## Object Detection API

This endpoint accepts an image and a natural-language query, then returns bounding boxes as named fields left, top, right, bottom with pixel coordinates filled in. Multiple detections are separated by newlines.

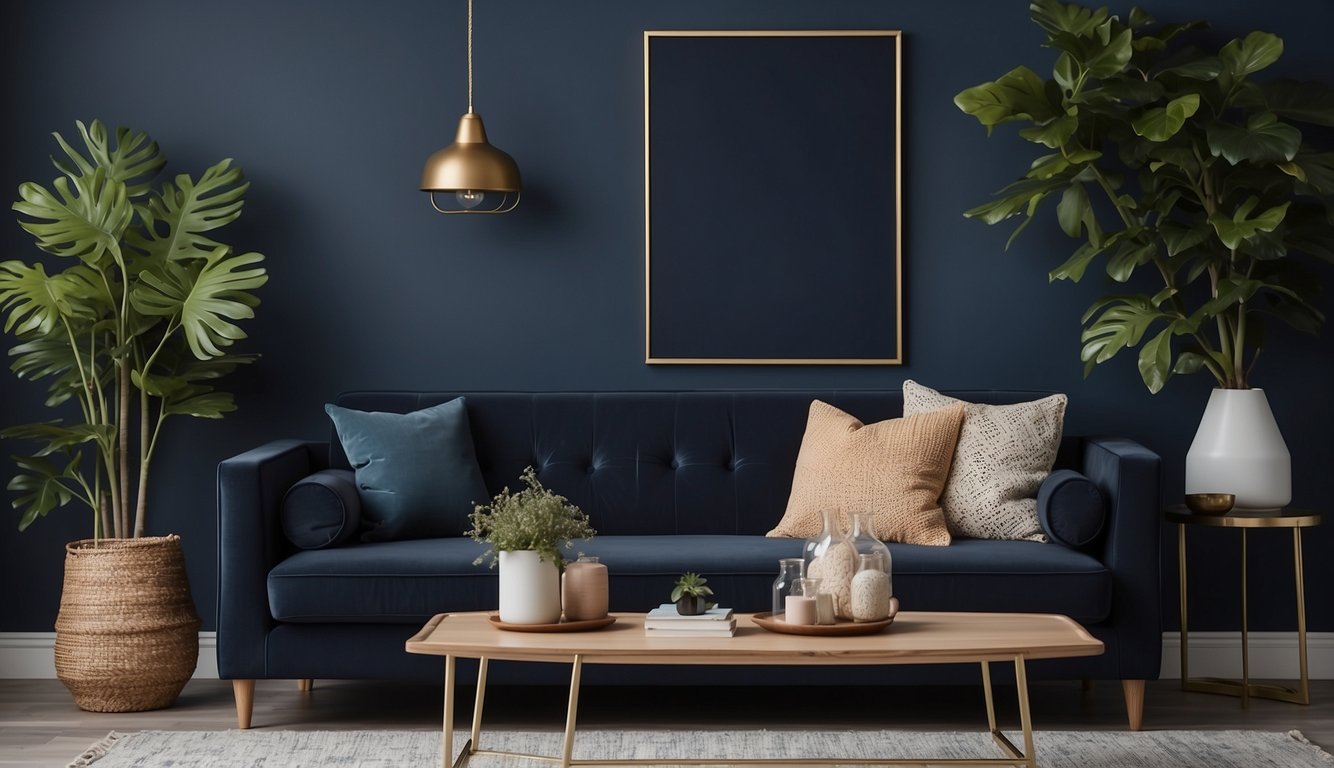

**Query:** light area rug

left=72, top=728, right=1333, bottom=768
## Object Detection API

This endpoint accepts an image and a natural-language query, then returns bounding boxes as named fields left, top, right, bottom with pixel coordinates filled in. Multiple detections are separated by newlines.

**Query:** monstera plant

left=956, top=0, right=1334, bottom=394
left=1, top=120, right=268, bottom=538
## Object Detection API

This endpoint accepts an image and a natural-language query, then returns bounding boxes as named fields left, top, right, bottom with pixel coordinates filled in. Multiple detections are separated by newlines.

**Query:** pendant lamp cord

left=466, top=0, right=474, bottom=112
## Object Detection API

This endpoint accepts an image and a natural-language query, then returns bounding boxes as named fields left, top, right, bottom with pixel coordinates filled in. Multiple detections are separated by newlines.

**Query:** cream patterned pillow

left=902, top=381, right=1066, bottom=543
left=767, top=400, right=964, bottom=546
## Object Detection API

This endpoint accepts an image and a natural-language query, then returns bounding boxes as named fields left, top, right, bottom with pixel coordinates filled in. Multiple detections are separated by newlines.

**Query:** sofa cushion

left=767, top=400, right=964, bottom=545
left=267, top=535, right=1110, bottom=625
left=325, top=398, right=489, bottom=541
left=903, top=380, right=1066, bottom=543
left=281, top=469, right=362, bottom=549
left=1037, top=469, right=1106, bottom=549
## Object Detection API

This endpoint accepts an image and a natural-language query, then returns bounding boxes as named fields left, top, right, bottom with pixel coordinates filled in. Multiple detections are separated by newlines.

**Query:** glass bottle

left=771, top=558, right=806, bottom=617
left=805, top=509, right=857, bottom=619
left=849, top=512, right=893, bottom=597
left=851, top=553, right=892, bottom=622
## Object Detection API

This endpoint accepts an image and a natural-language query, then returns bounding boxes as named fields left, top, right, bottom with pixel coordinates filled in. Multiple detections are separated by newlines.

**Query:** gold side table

left=1166, top=505, right=1322, bottom=705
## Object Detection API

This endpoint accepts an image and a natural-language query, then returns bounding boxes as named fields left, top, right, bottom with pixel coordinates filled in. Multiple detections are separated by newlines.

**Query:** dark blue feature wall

left=2, top=0, right=1331, bottom=638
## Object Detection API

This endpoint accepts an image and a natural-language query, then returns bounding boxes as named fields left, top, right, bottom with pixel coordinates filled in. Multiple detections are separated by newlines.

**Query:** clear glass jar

left=849, top=512, right=892, bottom=596
left=850, top=553, right=892, bottom=622
left=771, top=558, right=805, bottom=617
left=805, top=509, right=857, bottom=619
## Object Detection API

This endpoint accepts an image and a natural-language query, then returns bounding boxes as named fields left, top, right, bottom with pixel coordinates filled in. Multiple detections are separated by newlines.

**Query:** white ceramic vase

left=1185, top=388, right=1291, bottom=510
left=498, top=550, right=562, bottom=624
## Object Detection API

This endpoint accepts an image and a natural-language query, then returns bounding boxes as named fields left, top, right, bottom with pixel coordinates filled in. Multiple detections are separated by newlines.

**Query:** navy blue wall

left=2, top=0, right=1331, bottom=637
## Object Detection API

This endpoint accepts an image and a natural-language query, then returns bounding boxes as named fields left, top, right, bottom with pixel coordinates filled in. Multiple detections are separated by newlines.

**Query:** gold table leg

left=1179, top=522, right=1311, bottom=705
left=1178, top=523, right=1189, bottom=688
left=460, top=653, right=1039, bottom=766
left=471, top=657, right=489, bottom=753
left=442, top=655, right=455, bottom=768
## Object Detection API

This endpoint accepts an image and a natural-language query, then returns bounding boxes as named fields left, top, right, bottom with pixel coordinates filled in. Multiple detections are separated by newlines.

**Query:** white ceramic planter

left=498, top=550, right=562, bottom=624
left=1185, top=388, right=1291, bottom=510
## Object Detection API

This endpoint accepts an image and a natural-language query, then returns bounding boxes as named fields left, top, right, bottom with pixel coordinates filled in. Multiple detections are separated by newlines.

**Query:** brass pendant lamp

left=420, top=0, right=521, bottom=214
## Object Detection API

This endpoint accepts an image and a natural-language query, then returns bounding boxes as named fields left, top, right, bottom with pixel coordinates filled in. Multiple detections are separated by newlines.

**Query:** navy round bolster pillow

left=1036, top=469, right=1106, bottom=549
left=281, top=469, right=362, bottom=549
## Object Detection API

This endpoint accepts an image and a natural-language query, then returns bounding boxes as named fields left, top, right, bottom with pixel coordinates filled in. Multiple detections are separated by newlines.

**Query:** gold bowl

left=1184, top=493, right=1235, bottom=515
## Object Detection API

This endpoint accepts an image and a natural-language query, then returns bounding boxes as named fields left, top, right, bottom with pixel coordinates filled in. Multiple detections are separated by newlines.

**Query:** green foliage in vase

left=956, top=0, right=1334, bottom=392
left=670, top=572, right=714, bottom=602
left=468, top=466, right=596, bottom=569
left=0, top=120, right=267, bottom=537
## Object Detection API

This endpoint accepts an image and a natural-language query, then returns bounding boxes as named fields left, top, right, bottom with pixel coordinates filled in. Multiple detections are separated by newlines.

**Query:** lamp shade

left=420, top=112, right=521, bottom=194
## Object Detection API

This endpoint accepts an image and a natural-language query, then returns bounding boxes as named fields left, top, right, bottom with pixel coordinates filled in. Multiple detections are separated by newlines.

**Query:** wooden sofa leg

left=297, top=678, right=313, bottom=693
left=233, top=679, right=256, bottom=729
left=1122, top=679, right=1145, bottom=731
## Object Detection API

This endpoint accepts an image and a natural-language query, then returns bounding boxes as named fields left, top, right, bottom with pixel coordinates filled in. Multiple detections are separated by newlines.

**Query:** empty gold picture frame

left=644, top=30, right=903, bottom=365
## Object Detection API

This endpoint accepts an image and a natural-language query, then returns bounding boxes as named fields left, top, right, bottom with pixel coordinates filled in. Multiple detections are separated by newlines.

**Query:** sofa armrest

left=216, top=439, right=328, bottom=679
left=1079, top=436, right=1163, bottom=679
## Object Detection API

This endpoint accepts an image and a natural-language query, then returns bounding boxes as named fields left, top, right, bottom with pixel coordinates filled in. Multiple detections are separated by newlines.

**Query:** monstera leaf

left=52, top=120, right=165, bottom=199
left=128, top=159, right=249, bottom=265
left=0, top=261, right=102, bottom=335
left=6, top=454, right=83, bottom=532
left=131, top=247, right=268, bottom=359
left=13, top=168, right=133, bottom=266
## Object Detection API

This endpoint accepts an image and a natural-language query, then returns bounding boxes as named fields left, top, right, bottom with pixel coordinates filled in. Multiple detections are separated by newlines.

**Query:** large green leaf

left=1131, top=93, right=1200, bottom=141
left=130, top=248, right=268, bottom=359
left=1208, top=198, right=1289, bottom=249
left=13, top=168, right=133, bottom=265
left=1020, top=115, right=1079, bottom=148
left=1085, top=27, right=1134, bottom=79
left=52, top=120, right=165, bottom=199
left=1288, top=152, right=1334, bottom=194
left=954, top=66, right=1060, bottom=129
left=1105, top=241, right=1157, bottom=282
left=1157, top=56, right=1222, bottom=81
left=964, top=176, right=1070, bottom=225
left=1030, top=0, right=1109, bottom=38
left=1206, top=113, right=1301, bottom=165
left=0, top=261, right=101, bottom=336
left=1137, top=325, right=1176, bottom=393
left=1049, top=241, right=1104, bottom=282
left=0, top=421, right=114, bottom=456
left=128, top=160, right=249, bottom=265
left=6, top=454, right=82, bottom=531
left=1080, top=296, right=1171, bottom=368
left=1219, top=31, right=1284, bottom=79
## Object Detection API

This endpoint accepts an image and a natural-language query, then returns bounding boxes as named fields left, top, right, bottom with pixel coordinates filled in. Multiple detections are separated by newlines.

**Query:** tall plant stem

left=117, top=361, right=131, bottom=537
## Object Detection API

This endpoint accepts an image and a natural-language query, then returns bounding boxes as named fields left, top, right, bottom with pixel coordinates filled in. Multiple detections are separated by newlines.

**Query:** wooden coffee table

left=406, top=611, right=1103, bottom=768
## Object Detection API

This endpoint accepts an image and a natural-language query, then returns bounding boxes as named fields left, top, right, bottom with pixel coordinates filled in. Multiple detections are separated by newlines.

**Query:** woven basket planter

left=54, top=535, right=200, bottom=712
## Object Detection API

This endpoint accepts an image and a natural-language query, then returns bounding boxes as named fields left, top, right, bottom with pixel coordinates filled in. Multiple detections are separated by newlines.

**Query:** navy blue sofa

left=217, top=390, right=1161, bottom=729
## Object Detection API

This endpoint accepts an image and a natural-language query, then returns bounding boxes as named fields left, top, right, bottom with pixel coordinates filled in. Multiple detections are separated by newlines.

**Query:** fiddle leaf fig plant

left=956, top=0, right=1334, bottom=393
left=0, top=120, right=267, bottom=537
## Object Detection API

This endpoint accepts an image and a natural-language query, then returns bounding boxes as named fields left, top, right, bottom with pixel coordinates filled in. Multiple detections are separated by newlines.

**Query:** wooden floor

left=2, top=678, right=1331, bottom=766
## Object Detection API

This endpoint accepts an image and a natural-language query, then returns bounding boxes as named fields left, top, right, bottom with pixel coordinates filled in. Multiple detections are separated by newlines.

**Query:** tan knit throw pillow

left=767, top=400, right=964, bottom=546
left=902, top=380, right=1067, bottom=542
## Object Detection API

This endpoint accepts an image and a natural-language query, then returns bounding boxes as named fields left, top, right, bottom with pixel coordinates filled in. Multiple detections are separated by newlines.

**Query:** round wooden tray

left=488, top=615, right=617, bottom=633
left=750, top=611, right=894, bottom=637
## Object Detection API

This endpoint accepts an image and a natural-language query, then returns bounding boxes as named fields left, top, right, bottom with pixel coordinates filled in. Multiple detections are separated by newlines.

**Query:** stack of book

left=643, top=604, right=736, bottom=637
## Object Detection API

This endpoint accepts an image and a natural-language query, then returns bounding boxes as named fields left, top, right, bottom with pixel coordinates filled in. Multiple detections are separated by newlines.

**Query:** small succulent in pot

left=670, top=572, right=716, bottom=616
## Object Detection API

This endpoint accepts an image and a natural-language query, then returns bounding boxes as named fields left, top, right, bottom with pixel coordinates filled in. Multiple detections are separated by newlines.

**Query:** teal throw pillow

left=325, top=398, right=489, bottom=542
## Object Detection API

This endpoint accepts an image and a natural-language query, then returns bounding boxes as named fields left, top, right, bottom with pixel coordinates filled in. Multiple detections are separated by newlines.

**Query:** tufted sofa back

left=331, top=391, right=1077, bottom=537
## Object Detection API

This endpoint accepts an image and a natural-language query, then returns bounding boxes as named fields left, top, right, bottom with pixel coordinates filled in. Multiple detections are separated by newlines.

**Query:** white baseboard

left=1160, top=632, right=1334, bottom=680
left=0, top=632, right=216, bottom=679
left=1, top=631, right=1330, bottom=681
